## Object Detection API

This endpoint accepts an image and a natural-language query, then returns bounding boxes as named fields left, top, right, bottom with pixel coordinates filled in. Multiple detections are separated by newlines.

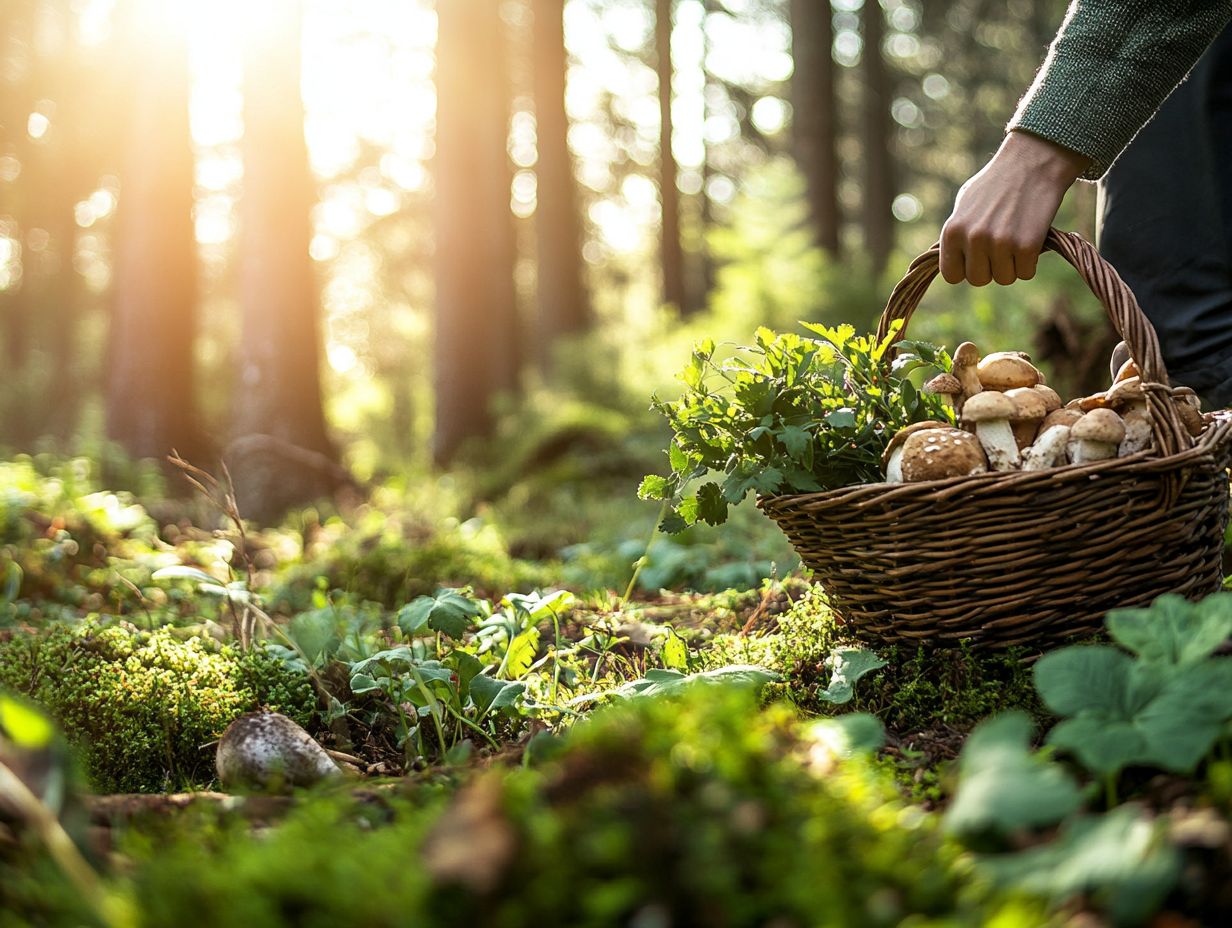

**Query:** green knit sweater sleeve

left=1008, top=0, right=1232, bottom=179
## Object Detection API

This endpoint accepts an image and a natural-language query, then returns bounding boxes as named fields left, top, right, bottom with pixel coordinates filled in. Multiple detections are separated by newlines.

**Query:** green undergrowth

left=704, top=585, right=1043, bottom=735
left=0, top=622, right=316, bottom=792
left=4, top=687, right=1041, bottom=928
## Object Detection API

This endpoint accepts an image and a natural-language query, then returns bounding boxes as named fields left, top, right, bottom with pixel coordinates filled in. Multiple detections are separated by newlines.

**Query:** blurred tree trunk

left=860, top=0, right=895, bottom=274
left=790, top=0, right=840, bottom=256
left=234, top=0, right=334, bottom=459
left=531, top=0, right=588, bottom=373
left=656, top=0, right=688, bottom=313
left=433, top=0, right=520, bottom=464
left=226, top=0, right=350, bottom=523
left=699, top=0, right=719, bottom=297
left=105, top=1, right=205, bottom=462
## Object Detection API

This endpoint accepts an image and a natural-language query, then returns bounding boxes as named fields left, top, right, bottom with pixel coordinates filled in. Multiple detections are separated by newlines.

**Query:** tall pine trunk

left=234, top=0, right=334, bottom=459
left=105, top=0, right=204, bottom=462
left=655, top=0, right=688, bottom=313
left=531, top=0, right=588, bottom=373
left=790, top=0, right=840, bottom=255
left=433, top=0, right=520, bottom=464
left=860, top=0, right=895, bottom=274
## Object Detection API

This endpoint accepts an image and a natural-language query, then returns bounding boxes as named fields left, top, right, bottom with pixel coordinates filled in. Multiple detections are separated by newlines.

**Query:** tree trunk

left=790, top=0, right=841, bottom=255
left=433, top=0, right=520, bottom=464
left=656, top=0, right=688, bottom=313
left=531, top=0, right=588, bottom=373
left=860, top=0, right=895, bottom=274
left=234, top=0, right=334, bottom=460
left=105, top=0, right=205, bottom=462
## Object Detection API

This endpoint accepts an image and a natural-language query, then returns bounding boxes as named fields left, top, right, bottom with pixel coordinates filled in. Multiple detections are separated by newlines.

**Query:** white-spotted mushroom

left=899, top=427, right=989, bottom=482
left=882, top=420, right=947, bottom=482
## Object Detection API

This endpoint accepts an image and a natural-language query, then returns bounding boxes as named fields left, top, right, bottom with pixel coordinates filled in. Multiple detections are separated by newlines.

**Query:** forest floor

left=3, top=451, right=1232, bottom=926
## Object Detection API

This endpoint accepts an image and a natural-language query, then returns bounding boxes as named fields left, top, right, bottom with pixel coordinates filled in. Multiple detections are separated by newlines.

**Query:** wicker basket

left=758, top=229, right=1232, bottom=650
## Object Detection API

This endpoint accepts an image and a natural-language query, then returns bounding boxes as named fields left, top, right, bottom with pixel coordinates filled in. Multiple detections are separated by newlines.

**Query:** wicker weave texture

left=758, top=230, right=1232, bottom=649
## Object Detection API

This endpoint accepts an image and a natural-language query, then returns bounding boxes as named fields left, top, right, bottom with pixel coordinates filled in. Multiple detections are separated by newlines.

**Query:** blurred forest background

left=0, top=0, right=1110, bottom=533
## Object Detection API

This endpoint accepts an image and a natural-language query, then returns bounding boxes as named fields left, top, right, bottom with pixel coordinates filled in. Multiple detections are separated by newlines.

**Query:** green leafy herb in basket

left=640, top=323, right=953, bottom=532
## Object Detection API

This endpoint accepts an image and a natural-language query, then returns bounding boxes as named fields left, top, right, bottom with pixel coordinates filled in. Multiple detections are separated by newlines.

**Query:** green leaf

left=1106, top=593, right=1232, bottom=668
left=661, top=629, right=689, bottom=671
left=819, top=648, right=887, bottom=704
left=349, top=672, right=380, bottom=695
left=778, top=425, right=811, bottom=458
left=1034, top=646, right=1133, bottom=717
left=695, top=482, right=727, bottom=526
left=668, top=442, right=689, bottom=474
left=945, top=712, right=1083, bottom=839
left=610, top=664, right=780, bottom=700
left=976, top=807, right=1179, bottom=925
left=349, top=646, right=416, bottom=676
left=399, top=589, right=484, bottom=639
left=286, top=608, right=342, bottom=667
left=807, top=713, right=885, bottom=758
left=659, top=509, right=688, bottom=534
left=0, top=693, right=54, bottom=750
left=470, top=674, right=526, bottom=714
left=503, top=628, right=539, bottom=679
left=823, top=408, right=856, bottom=430
left=638, top=474, right=672, bottom=501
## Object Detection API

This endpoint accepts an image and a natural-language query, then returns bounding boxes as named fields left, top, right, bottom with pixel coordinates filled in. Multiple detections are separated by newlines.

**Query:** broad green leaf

left=349, top=672, right=380, bottom=695
left=638, top=474, right=671, bottom=501
left=977, top=807, right=1179, bottom=926
left=349, top=646, right=416, bottom=676
left=695, top=482, right=727, bottom=526
left=945, top=712, right=1083, bottom=838
left=399, top=589, right=484, bottom=639
left=286, top=608, right=342, bottom=667
left=471, top=675, right=525, bottom=714
left=609, top=664, right=780, bottom=701
left=807, top=713, right=885, bottom=758
left=778, top=425, right=811, bottom=458
left=823, top=408, right=856, bottom=430
left=1046, top=716, right=1147, bottom=778
left=661, top=629, right=689, bottom=671
left=1034, top=646, right=1133, bottom=716
left=659, top=509, right=688, bottom=535
left=504, top=590, right=575, bottom=622
left=1106, top=593, right=1232, bottom=668
left=0, top=693, right=54, bottom=750
left=669, top=442, right=689, bottom=474
left=819, top=648, right=887, bottom=704
left=448, top=651, right=484, bottom=693
left=503, top=628, right=539, bottom=679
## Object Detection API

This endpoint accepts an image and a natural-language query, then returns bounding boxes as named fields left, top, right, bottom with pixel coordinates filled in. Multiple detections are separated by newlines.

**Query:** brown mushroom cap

left=961, top=390, right=1016, bottom=423
left=1005, top=387, right=1048, bottom=422
left=1032, top=384, right=1062, bottom=413
left=1105, top=376, right=1145, bottom=409
left=1175, top=401, right=1204, bottom=437
left=923, top=373, right=962, bottom=398
left=1071, top=407, right=1126, bottom=445
left=977, top=352, right=1042, bottom=391
left=899, top=427, right=989, bottom=482
left=1041, top=408, right=1083, bottom=431
left=881, top=420, right=947, bottom=470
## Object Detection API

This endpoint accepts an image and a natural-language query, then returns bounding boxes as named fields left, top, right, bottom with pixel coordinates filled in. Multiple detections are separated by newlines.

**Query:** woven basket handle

left=875, top=227, right=1191, bottom=458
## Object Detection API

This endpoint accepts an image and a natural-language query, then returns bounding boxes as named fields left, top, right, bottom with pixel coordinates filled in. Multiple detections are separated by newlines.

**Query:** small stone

left=215, top=711, right=339, bottom=790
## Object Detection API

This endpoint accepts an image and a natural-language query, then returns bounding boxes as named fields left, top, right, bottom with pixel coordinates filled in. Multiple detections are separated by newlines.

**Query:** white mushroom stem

left=885, top=446, right=906, bottom=483
left=1021, top=425, right=1071, bottom=471
left=973, top=419, right=1020, bottom=471
left=1070, top=437, right=1119, bottom=464
left=1119, top=408, right=1151, bottom=456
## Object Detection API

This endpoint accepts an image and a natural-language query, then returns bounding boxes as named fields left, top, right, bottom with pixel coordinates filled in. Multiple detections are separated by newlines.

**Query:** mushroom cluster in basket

left=882, top=342, right=1204, bottom=483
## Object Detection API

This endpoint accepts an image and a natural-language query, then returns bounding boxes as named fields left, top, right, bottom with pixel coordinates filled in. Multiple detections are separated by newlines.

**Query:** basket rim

left=758, top=411, right=1232, bottom=514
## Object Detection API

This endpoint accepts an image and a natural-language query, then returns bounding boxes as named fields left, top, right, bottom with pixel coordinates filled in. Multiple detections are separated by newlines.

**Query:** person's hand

left=940, top=130, right=1090, bottom=286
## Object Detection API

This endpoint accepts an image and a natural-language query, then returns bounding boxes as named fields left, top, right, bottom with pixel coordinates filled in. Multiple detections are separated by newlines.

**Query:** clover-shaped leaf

left=1106, top=593, right=1232, bottom=668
